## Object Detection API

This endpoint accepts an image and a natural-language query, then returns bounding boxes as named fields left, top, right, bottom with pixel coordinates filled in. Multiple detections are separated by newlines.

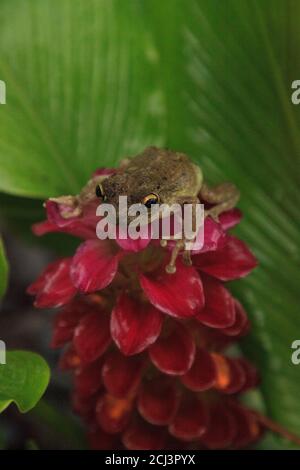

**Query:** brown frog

left=51, top=146, right=239, bottom=273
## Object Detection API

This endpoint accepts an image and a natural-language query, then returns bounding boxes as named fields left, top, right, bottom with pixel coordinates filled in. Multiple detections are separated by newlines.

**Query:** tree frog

left=52, top=147, right=240, bottom=273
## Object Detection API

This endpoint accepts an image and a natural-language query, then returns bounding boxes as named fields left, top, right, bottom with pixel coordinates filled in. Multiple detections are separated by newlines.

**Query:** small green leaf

left=0, top=350, right=50, bottom=413
left=0, top=237, right=8, bottom=299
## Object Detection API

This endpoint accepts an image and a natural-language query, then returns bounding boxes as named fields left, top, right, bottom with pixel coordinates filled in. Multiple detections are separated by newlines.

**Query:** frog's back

left=123, top=147, right=202, bottom=201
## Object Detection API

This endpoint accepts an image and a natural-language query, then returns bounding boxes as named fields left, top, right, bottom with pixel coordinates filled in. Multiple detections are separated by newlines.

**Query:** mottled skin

left=101, top=146, right=203, bottom=208
left=52, top=146, right=239, bottom=273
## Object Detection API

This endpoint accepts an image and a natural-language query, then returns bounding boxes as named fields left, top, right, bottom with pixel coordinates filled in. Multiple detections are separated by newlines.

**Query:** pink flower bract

left=28, top=165, right=261, bottom=450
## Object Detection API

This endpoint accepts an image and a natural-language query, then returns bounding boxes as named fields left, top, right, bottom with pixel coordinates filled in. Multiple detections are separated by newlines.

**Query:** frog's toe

left=205, top=208, right=220, bottom=223
left=183, top=250, right=192, bottom=266
left=165, top=264, right=176, bottom=274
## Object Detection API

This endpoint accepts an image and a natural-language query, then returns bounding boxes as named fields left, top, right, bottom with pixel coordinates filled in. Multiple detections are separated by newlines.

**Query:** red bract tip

left=102, top=350, right=145, bottom=398
left=149, top=321, right=196, bottom=375
left=140, top=261, right=204, bottom=319
left=169, top=394, right=209, bottom=441
left=180, top=348, right=217, bottom=392
left=73, top=310, right=111, bottom=363
left=137, top=376, right=180, bottom=425
left=111, top=294, right=163, bottom=355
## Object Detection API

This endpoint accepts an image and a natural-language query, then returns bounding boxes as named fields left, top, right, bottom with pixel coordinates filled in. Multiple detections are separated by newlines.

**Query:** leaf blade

left=0, top=0, right=166, bottom=198
left=145, top=0, right=300, bottom=446
left=0, top=350, right=50, bottom=413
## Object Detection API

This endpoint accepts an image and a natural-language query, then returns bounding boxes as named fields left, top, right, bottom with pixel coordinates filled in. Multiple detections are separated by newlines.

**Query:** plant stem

left=250, top=409, right=300, bottom=447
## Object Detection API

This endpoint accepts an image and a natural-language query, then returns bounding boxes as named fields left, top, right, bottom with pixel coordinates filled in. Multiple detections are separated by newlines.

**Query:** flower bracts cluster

left=28, top=168, right=261, bottom=450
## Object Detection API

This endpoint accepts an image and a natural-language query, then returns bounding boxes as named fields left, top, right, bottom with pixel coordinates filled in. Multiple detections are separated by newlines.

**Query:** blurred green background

left=0, top=0, right=299, bottom=449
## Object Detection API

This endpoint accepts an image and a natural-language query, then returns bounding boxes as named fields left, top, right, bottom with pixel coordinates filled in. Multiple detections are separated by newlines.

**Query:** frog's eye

left=95, top=184, right=105, bottom=199
left=142, top=193, right=160, bottom=208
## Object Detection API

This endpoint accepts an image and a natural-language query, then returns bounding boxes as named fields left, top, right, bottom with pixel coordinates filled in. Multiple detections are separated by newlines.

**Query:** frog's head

left=94, top=146, right=189, bottom=226
left=96, top=171, right=161, bottom=225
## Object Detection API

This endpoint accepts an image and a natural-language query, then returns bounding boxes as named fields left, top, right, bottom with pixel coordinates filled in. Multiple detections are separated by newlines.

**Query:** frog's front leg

left=165, top=239, right=186, bottom=273
left=161, top=196, right=200, bottom=274
left=119, top=157, right=131, bottom=168
left=161, top=238, right=192, bottom=272
left=200, top=182, right=240, bottom=221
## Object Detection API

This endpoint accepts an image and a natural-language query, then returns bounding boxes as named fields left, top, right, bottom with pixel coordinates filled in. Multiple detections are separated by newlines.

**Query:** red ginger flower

left=28, top=167, right=265, bottom=450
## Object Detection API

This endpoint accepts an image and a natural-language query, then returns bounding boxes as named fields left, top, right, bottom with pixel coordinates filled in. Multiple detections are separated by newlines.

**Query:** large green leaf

left=0, top=0, right=299, bottom=448
left=0, top=351, right=50, bottom=413
left=144, top=0, right=300, bottom=448
left=0, top=0, right=165, bottom=197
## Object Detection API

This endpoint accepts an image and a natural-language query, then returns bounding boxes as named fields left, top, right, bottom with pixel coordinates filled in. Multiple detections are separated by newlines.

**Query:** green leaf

left=144, top=0, right=300, bottom=447
left=0, top=0, right=166, bottom=198
left=30, top=399, right=87, bottom=449
left=0, top=237, right=8, bottom=299
left=1, top=0, right=300, bottom=449
left=0, top=351, right=50, bottom=413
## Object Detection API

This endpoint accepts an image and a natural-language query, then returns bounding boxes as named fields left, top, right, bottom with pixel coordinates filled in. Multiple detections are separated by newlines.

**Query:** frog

left=50, top=146, right=239, bottom=273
